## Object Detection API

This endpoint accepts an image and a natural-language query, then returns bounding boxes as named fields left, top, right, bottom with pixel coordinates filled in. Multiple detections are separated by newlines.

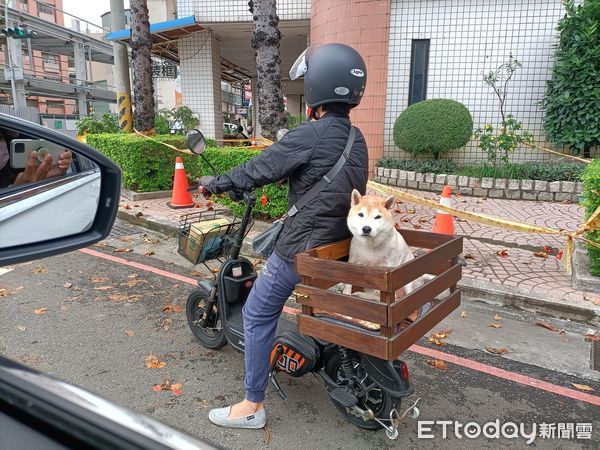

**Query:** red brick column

left=311, top=0, right=391, bottom=176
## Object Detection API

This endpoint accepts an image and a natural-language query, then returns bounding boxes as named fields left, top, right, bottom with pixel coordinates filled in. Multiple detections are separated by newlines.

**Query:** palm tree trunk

left=249, top=0, right=286, bottom=139
left=130, top=0, right=155, bottom=133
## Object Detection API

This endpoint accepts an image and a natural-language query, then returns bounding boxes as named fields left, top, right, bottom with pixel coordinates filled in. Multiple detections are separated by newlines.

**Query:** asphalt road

left=1, top=223, right=599, bottom=449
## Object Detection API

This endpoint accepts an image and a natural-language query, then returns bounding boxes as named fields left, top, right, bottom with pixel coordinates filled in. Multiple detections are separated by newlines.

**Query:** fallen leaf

left=34, top=308, right=48, bottom=315
left=485, top=347, right=509, bottom=355
left=0, top=286, right=24, bottom=297
left=125, top=330, right=135, bottom=337
left=572, top=383, right=594, bottom=392
left=119, top=237, right=135, bottom=243
left=162, top=303, right=183, bottom=313
left=543, top=245, right=555, bottom=254
left=407, top=208, right=416, bottom=214
left=145, top=238, right=160, bottom=244
left=211, top=268, right=220, bottom=274
left=460, top=311, right=468, bottom=318
left=418, top=217, right=429, bottom=223
left=197, top=399, right=210, bottom=408
left=555, top=250, right=564, bottom=260
left=63, top=282, right=73, bottom=289
left=34, top=267, right=48, bottom=274
left=162, top=318, right=173, bottom=331
left=16, top=325, right=26, bottom=332
left=457, top=218, right=467, bottom=222
left=114, top=248, right=133, bottom=253
left=413, top=224, right=422, bottom=230
left=488, top=323, right=503, bottom=329
left=170, top=383, right=183, bottom=396
left=123, top=204, right=131, bottom=210
left=128, top=274, right=138, bottom=278
left=584, top=333, right=599, bottom=342
left=427, top=359, right=449, bottom=370
left=428, top=336, right=445, bottom=346
left=533, top=251, right=548, bottom=259
left=401, top=218, right=410, bottom=223
left=431, top=330, right=452, bottom=340
left=108, top=294, right=143, bottom=303
left=591, top=297, right=600, bottom=306
left=94, top=285, right=114, bottom=291
left=144, top=251, right=155, bottom=256
left=145, top=354, right=167, bottom=369
left=192, top=271, right=204, bottom=277
left=394, top=208, right=402, bottom=214
left=395, top=199, right=403, bottom=205
left=91, top=277, right=110, bottom=283
left=264, top=425, right=271, bottom=446
left=152, top=384, right=163, bottom=392
left=494, top=314, right=502, bottom=321
left=463, top=254, right=476, bottom=260
left=136, top=212, right=144, bottom=217
left=536, top=321, right=560, bottom=333
left=496, top=250, right=509, bottom=258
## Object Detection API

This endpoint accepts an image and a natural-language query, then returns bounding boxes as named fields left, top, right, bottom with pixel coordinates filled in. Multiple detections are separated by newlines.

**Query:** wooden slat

left=314, top=239, right=351, bottom=260
left=295, top=254, right=389, bottom=291
left=398, top=229, right=453, bottom=249
left=296, top=284, right=388, bottom=325
left=298, top=315, right=389, bottom=359
left=301, top=277, right=338, bottom=290
left=388, top=237, right=463, bottom=291
left=389, top=264, right=462, bottom=325
left=388, top=290, right=461, bottom=359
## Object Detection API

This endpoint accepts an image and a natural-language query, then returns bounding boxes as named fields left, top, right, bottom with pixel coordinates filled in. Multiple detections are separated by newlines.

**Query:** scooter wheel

left=186, top=290, right=227, bottom=349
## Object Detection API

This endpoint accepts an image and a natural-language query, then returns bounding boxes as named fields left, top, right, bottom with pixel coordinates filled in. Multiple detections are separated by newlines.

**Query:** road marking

left=0, top=267, right=13, bottom=276
left=81, top=247, right=600, bottom=407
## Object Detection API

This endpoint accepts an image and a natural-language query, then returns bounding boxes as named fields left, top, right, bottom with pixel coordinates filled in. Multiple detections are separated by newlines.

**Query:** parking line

left=81, top=247, right=600, bottom=407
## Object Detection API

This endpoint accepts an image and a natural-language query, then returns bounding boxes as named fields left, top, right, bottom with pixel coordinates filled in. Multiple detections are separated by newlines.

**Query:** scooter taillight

left=400, top=361, right=410, bottom=381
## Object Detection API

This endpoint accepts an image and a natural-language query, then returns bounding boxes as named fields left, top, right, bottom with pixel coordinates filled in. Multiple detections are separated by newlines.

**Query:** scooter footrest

left=329, top=388, right=358, bottom=408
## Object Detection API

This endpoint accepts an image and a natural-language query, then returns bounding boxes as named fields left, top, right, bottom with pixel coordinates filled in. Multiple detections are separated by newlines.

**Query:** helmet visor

left=289, top=45, right=320, bottom=81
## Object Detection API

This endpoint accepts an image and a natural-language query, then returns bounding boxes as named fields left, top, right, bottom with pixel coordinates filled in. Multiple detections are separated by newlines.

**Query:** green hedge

left=376, top=158, right=458, bottom=174
left=86, top=133, right=287, bottom=219
left=393, top=99, right=473, bottom=159
left=582, top=159, right=600, bottom=276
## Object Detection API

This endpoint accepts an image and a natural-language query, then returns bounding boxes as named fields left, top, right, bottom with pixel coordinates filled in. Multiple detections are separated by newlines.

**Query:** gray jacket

left=209, top=112, right=369, bottom=262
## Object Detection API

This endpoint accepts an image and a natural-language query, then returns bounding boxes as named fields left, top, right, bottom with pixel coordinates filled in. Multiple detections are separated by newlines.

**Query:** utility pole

left=110, top=0, right=133, bottom=131
left=3, top=0, right=26, bottom=110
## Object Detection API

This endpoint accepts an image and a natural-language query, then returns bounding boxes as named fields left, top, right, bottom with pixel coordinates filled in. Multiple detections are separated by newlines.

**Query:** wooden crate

left=294, top=230, right=463, bottom=361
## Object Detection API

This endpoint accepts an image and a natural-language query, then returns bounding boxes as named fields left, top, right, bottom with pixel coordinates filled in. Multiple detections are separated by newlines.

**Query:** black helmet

left=289, top=43, right=367, bottom=109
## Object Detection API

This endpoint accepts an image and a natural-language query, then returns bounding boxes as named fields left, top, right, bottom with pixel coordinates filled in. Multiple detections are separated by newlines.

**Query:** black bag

left=252, top=127, right=356, bottom=258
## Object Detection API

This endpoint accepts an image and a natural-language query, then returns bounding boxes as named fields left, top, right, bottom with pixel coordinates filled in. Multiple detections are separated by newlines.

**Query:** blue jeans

left=242, top=251, right=300, bottom=403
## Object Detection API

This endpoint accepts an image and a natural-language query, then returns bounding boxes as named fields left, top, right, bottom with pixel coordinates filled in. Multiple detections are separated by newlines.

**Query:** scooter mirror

left=276, top=128, right=289, bottom=142
left=186, top=129, right=206, bottom=155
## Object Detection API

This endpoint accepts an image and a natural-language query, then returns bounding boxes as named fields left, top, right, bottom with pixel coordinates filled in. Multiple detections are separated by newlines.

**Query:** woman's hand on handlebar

left=197, top=176, right=215, bottom=198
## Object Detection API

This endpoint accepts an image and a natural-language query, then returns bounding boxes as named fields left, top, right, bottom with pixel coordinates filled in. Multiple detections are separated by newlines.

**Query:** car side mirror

left=0, top=114, right=121, bottom=266
left=186, top=129, right=206, bottom=155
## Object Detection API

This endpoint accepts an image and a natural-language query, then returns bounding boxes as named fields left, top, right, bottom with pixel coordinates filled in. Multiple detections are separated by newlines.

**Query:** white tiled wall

left=385, top=0, right=566, bottom=163
left=176, top=0, right=310, bottom=22
left=179, top=31, right=223, bottom=140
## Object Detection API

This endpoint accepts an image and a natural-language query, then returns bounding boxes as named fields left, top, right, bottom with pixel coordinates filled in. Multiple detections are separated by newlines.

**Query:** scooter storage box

left=222, top=261, right=257, bottom=303
left=293, top=230, right=463, bottom=361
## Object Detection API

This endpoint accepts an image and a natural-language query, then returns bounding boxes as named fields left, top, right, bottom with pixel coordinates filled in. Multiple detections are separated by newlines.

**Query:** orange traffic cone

left=432, top=185, right=454, bottom=235
left=167, top=156, right=195, bottom=209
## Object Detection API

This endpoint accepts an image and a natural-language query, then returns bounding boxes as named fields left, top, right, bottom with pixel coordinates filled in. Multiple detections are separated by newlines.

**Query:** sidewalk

left=117, top=190, right=600, bottom=325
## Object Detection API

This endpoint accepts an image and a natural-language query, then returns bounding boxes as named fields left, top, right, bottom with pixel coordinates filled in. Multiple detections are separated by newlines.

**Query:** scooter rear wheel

left=186, top=290, right=227, bottom=349
left=324, top=350, right=400, bottom=430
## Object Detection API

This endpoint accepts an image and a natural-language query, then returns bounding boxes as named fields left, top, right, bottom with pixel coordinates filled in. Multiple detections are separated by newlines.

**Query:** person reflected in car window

left=0, top=129, right=72, bottom=189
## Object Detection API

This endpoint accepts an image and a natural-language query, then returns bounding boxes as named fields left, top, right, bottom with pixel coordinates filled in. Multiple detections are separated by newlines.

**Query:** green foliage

left=377, top=158, right=585, bottom=181
left=376, top=158, right=458, bottom=174
left=542, top=0, right=600, bottom=154
left=86, top=134, right=286, bottom=218
left=582, top=159, right=600, bottom=275
left=473, top=116, right=534, bottom=165
left=196, top=147, right=288, bottom=219
left=285, top=112, right=308, bottom=130
left=171, top=105, right=200, bottom=133
left=76, top=113, right=120, bottom=135
left=393, top=99, right=473, bottom=159
left=155, top=109, right=171, bottom=135
left=457, top=162, right=584, bottom=182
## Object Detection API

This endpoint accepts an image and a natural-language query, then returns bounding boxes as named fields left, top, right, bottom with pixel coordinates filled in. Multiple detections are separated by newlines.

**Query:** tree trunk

left=130, top=0, right=155, bottom=133
left=249, top=0, right=286, bottom=140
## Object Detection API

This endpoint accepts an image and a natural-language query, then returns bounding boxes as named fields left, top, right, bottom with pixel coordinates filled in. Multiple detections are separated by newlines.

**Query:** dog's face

left=347, top=190, right=396, bottom=240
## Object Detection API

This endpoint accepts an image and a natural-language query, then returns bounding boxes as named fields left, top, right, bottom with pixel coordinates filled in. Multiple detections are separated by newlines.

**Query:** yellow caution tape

left=134, top=129, right=193, bottom=155
left=523, top=142, right=591, bottom=164
left=367, top=181, right=600, bottom=275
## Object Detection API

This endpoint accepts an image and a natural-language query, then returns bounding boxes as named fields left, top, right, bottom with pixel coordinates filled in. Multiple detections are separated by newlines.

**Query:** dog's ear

left=351, top=189, right=362, bottom=206
left=384, top=195, right=395, bottom=210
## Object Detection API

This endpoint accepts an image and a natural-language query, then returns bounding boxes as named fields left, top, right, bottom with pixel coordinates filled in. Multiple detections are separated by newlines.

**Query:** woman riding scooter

left=199, top=43, right=370, bottom=429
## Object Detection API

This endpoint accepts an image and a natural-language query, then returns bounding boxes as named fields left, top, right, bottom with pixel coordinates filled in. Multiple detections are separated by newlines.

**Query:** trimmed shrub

left=86, top=133, right=287, bottom=219
left=581, top=159, right=600, bottom=276
left=393, top=99, right=473, bottom=159
left=376, top=158, right=458, bottom=174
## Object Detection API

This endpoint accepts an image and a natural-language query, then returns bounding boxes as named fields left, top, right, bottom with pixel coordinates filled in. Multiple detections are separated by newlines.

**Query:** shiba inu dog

left=343, top=190, right=422, bottom=299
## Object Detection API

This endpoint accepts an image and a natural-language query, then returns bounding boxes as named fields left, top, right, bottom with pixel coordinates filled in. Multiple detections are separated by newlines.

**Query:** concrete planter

left=121, top=188, right=173, bottom=201
left=374, top=167, right=581, bottom=202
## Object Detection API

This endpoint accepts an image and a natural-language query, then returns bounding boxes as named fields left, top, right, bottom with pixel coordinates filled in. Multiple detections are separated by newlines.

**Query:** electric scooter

left=182, top=130, right=420, bottom=439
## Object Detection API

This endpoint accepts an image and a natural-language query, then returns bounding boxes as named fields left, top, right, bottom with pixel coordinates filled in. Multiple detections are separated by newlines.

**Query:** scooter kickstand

left=269, top=371, right=287, bottom=400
